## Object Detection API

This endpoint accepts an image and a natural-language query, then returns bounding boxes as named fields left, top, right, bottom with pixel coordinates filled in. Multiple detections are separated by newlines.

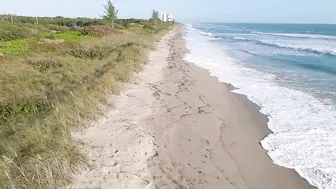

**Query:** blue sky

left=1, top=0, right=336, bottom=23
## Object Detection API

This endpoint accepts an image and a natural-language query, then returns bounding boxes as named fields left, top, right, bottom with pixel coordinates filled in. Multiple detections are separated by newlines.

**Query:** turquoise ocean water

left=184, top=23, right=336, bottom=189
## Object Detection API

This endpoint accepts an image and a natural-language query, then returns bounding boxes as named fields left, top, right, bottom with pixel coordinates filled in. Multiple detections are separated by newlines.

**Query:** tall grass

left=0, top=19, right=174, bottom=188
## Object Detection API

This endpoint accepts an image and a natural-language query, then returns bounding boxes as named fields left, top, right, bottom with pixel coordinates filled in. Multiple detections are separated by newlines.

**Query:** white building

left=160, top=12, right=174, bottom=22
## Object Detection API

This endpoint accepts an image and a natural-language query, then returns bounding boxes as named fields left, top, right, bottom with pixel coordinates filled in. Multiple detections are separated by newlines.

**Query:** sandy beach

left=69, top=26, right=316, bottom=189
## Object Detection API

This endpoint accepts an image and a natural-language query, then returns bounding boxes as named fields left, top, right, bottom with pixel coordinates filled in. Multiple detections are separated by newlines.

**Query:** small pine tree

left=151, top=10, right=159, bottom=21
left=103, top=0, right=118, bottom=28
left=151, top=10, right=160, bottom=32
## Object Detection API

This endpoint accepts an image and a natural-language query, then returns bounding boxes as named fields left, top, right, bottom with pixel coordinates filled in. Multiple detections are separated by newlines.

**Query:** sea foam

left=233, top=37, right=336, bottom=56
left=184, top=25, right=336, bottom=189
left=251, top=31, right=336, bottom=40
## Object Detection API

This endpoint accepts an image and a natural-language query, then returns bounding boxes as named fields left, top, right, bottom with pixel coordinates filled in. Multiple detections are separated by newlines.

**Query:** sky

left=1, top=0, right=336, bottom=24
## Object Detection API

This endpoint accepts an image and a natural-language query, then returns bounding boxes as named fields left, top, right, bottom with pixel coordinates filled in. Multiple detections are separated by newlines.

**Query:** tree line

left=0, top=1, right=167, bottom=28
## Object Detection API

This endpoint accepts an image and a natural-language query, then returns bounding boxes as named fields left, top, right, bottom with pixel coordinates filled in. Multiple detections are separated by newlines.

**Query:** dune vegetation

left=0, top=5, right=174, bottom=188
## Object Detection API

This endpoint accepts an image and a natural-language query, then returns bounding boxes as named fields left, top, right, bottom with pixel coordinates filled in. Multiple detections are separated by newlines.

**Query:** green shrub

left=55, top=31, right=94, bottom=41
left=24, top=23, right=51, bottom=33
left=26, top=59, right=64, bottom=71
left=127, top=25, right=155, bottom=34
left=38, top=31, right=94, bottom=43
left=65, top=48, right=107, bottom=60
left=44, top=24, right=69, bottom=32
left=0, top=98, right=51, bottom=123
left=0, top=39, right=29, bottom=55
left=80, top=26, right=117, bottom=37
left=0, top=24, right=30, bottom=41
left=80, top=27, right=97, bottom=37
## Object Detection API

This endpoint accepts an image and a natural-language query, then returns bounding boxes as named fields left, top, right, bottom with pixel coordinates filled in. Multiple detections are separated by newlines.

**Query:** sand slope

left=69, top=26, right=316, bottom=189
left=68, top=28, right=176, bottom=189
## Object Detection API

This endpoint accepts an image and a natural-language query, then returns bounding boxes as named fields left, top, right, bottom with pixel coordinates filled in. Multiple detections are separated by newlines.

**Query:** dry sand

left=68, top=26, right=316, bottom=189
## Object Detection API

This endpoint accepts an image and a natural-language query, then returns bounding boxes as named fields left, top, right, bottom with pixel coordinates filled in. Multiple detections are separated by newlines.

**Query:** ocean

left=183, top=23, right=336, bottom=189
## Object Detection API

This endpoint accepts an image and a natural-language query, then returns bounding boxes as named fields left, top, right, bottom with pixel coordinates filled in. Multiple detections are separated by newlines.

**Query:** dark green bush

left=80, top=27, right=94, bottom=36
left=44, top=24, right=69, bottom=32
left=0, top=98, right=51, bottom=123
left=65, top=48, right=107, bottom=60
left=0, top=24, right=30, bottom=41
left=80, top=26, right=117, bottom=37
left=26, top=59, right=63, bottom=71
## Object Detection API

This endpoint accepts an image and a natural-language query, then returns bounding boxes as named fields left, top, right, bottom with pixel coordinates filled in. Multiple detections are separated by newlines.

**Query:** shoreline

left=184, top=23, right=336, bottom=189
left=196, top=68, right=318, bottom=188
left=68, top=26, right=317, bottom=189
left=182, top=26, right=320, bottom=188
left=228, top=86, right=271, bottom=134
left=146, top=26, right=316, bottom=189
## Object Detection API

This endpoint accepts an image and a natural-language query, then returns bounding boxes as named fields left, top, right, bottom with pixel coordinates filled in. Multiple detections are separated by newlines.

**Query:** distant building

left=167, top=13, right=173, bottom=22
left=160, top=12, right=167, bottom=22
left=160, top=12, right=174, bottom=22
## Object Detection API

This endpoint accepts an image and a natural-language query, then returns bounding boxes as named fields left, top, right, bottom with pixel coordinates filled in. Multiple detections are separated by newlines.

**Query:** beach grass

left=0, top=19, right=174, bottom=188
